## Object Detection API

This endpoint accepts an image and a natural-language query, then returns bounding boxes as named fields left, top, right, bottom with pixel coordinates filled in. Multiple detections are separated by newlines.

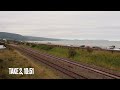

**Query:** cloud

left=0, top=11, right=120, bottom=40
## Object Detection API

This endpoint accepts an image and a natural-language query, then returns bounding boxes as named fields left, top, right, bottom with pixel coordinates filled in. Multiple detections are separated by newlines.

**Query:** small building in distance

left=0, top=42, right=6, bottom=49
left=0, top=45, right=6, bottom=49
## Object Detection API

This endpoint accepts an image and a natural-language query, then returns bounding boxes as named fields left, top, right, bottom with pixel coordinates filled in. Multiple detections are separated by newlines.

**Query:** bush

left=31, top=44, right=36, bottom=48
left=8, top=47, right=14, bottom=51
left=6, top=41, right=10, bottom=44
left=26, top=43, right=31, bottom=46
left=68, top=49, right=77, bottom=58
left=41, top=45, right=54, bottom=51
left=0, top=59, right=3, bottom=63
left=86, top=46, right=93, bottom=53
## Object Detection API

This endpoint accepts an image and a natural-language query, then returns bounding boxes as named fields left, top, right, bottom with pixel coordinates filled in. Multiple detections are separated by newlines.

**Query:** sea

left=27, top=40, right=120, bottom=50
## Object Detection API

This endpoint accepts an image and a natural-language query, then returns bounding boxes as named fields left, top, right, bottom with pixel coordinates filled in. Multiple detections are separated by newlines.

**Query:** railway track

left=12, top=45, right=87, bottom=79
left=9, top=44, right=120, bottom=79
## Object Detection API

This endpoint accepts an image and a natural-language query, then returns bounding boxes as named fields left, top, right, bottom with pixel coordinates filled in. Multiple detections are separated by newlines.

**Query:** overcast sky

left=0, top=11, right=120, bottom=40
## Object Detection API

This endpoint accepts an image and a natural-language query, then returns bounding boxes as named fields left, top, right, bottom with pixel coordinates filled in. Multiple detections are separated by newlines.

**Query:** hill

left=0, top=32, right=62, bottom=41
left=0, top=32, right=26, bottom=41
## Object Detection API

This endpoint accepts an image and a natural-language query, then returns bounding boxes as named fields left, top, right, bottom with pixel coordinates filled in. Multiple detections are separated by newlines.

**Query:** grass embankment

left=26, top=44, right=120, bottom=72
left=0, top=48, right=61, bottom=79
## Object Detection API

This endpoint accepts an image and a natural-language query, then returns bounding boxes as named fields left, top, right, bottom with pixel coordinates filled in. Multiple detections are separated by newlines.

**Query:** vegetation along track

left=9, top=44, right=120, bottom=79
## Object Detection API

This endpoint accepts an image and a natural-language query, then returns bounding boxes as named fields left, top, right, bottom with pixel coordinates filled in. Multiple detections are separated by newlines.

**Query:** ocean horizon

left=27, top=40, right=120, bottom=49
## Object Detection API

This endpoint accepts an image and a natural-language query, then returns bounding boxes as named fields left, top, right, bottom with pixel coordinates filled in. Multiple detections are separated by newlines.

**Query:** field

left=26, top=44, right=120, bottom=72
left=0, top=48, right=62, bottom=79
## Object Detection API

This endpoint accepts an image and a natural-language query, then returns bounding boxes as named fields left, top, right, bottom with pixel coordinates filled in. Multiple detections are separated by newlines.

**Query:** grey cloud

left=0, top=11, right=120, bottom=40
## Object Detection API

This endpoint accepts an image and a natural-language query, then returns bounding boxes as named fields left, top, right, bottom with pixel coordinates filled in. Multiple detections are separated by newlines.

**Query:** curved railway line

left=9, top=44, right=120, bottom=79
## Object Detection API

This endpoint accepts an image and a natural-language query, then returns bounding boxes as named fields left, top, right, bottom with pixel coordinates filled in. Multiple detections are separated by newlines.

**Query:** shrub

left=68, top=49, right=77, bottom=58
left=86, top=46, right=93, bottom=53
left=41, top=45, right=54, bottom=51
left=31, top=44, right=36, bottom=48
left=6, top=41, right=10, bottom=44
left=26, top=43, right=31, bottom=46
left=0, top=59, right=3, bottom=63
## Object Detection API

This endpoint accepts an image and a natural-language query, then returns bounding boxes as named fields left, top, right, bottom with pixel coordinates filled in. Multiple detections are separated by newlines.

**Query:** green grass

left=0, top=49, right=61, bottom=79
left=32, top=45, right=69, bottom=58
left=74, top=49, right=120, bottom=70
left=26, top=44, right=120, bottom=72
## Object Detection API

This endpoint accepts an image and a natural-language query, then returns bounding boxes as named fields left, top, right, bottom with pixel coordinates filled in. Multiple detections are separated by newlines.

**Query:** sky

left=0, top=11, right=120, bottom=40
